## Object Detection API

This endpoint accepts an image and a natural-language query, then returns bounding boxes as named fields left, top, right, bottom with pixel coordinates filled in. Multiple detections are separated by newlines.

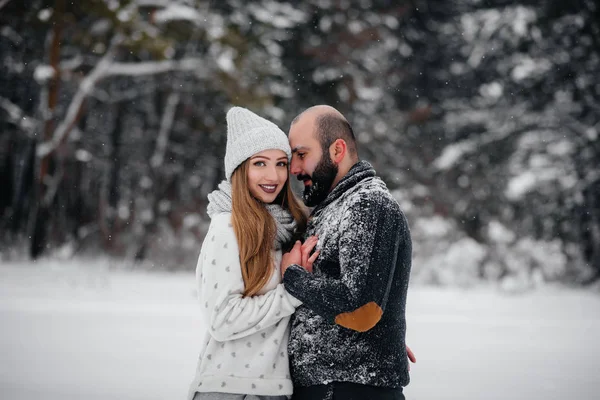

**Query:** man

left=281, top=105, right=414, bottom=400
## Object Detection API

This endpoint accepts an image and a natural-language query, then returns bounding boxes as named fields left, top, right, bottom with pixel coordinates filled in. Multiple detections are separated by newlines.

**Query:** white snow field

left=1, top=259, right=599, bottom=400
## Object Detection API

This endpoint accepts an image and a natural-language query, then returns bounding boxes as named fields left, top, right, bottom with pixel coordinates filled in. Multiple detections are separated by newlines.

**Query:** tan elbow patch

left=334, top=301, right=383, bottom=332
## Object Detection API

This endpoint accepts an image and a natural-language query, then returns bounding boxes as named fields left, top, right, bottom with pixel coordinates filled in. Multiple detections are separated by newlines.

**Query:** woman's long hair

left=231, top=160, right=307, bottom=297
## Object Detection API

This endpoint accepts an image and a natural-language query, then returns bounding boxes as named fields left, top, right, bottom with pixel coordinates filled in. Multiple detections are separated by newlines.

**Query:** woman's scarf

left=207, top=180, right=296, bottom=250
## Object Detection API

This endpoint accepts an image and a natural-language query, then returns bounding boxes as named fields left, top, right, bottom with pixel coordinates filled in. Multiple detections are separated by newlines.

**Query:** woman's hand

left=281, top=241, right=302, bottom=278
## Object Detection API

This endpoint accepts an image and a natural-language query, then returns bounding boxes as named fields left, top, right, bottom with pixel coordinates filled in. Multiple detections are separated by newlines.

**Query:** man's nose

left=290, top=159, right=301, bottom=176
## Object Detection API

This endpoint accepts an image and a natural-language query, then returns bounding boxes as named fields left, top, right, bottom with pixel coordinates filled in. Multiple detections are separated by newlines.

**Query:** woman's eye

left=254, top=161, right=266, bottom=167
left=277, top=162, right=288, bottom=167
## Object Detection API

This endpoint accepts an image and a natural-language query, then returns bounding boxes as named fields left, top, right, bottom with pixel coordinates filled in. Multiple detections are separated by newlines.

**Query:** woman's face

left=246, top=149, right=289, bottom=203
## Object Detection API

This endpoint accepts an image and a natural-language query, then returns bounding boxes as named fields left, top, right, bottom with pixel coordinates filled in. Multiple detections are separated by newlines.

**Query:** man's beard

left=299, top=155, right=338, bottom=207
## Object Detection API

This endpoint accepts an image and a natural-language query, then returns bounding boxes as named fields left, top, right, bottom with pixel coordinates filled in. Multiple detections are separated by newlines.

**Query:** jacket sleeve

left=197, top=214, right=302, bottom=342
left=282, top=197, right=409, bottom=332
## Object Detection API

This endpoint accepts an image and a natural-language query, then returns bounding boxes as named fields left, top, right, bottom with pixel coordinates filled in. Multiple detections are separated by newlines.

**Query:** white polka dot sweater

left=188, top=212, right=302, bottom=398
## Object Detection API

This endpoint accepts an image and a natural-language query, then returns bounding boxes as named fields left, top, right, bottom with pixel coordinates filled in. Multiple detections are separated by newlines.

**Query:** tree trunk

left=0, top=133, right=13, bottom=218
left=99, top=98, right=127, bottom=251
left=30, top=0, right=64, bottom=259
left=581, top=179, right=600, bottom=284
left=11, top=137, right=36, bottom=233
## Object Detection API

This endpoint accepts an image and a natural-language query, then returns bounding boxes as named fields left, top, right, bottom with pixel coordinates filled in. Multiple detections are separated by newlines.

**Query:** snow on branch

left=150, top=92, right=180, bottom=169
left=0, top=96, right=38, bottom=136
left=248, top=1, right=308, bottom=29
left=153, top=4, right=203, bottom=25
left=36, top=48, right=116, bottom=158
left=106, top=57, right=208, bottom=78
left=461, top=6, right=537, bottom=69
left=433, top=140, right=477, bottom=171
left=433, top=109, right=553, bottom=171
left=0, top=0, right=12, bottom=12
left=37, top=53, right=210, bottom=158
left=135, top=0, right=171, bottom=7
left=433, top=126, right=525, bottom=171
left=1, top=26, right=22, bottom=44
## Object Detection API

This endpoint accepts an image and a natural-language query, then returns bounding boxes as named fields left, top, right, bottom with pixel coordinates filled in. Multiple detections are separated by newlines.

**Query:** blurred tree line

left=0, top=0, right=598, bottom=288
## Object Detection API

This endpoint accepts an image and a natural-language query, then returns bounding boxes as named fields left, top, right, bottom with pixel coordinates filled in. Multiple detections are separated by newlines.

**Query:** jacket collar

left=311, top=160, right=376, bottom=215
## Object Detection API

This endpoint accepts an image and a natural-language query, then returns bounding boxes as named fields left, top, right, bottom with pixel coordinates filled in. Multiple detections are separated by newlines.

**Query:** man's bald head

left=291, top=105, right=358, bottom=159
left=292, top=105, right=345, bottom=121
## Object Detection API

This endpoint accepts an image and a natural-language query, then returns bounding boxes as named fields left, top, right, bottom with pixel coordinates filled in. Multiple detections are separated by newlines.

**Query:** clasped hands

left=281, top=235, right=319, bottom=278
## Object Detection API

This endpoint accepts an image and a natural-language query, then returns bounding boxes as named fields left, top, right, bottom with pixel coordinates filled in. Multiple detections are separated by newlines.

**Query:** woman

left=189, top=107, right=317, bottom=400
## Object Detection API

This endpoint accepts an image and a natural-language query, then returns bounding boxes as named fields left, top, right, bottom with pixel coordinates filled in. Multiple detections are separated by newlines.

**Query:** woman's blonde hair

left=230, top=160, right=307, bottom=297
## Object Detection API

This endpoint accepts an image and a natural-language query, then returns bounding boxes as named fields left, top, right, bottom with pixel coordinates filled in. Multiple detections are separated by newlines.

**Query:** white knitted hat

left=224, top=107, right=292, bottom=182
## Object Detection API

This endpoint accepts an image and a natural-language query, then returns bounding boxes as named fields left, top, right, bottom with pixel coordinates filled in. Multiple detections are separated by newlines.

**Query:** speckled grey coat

left=282, top=161, right=412, bottom=389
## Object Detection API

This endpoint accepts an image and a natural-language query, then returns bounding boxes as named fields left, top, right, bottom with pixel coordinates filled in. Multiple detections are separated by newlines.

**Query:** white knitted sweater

left=188, top=212, right=301, bottom=398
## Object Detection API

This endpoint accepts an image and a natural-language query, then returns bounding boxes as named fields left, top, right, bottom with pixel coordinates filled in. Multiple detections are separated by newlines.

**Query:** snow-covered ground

left=1, top=259, right=599, bottom=400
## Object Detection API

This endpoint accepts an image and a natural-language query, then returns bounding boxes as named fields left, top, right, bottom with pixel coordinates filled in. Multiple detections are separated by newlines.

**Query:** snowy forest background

left=1, top=0, right=600, bottom=290
left=2, top=2, right=600, bottom=400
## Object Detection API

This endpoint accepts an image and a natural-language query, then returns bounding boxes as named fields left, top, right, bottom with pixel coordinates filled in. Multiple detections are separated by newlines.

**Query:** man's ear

left=329, top=139, right=347, bottom=164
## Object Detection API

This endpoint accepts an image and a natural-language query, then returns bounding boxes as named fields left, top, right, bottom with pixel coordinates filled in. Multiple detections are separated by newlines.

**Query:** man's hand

left=407, top=345, right=416, bottom=371
left=300, top=236, right=319, bottom=273
left=281, top=241, right=302, bottom=278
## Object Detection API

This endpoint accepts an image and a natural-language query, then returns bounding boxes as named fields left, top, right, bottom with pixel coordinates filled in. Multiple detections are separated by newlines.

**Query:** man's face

left=289, top=116, right=338, bottom=207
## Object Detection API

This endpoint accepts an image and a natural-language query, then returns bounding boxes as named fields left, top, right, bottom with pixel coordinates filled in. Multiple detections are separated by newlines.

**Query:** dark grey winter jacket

left=283, top=160, right=412, bottom=389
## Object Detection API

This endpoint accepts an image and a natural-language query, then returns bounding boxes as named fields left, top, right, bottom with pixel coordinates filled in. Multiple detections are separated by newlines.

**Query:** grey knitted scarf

left=207, top=181, right=296, bottom=250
